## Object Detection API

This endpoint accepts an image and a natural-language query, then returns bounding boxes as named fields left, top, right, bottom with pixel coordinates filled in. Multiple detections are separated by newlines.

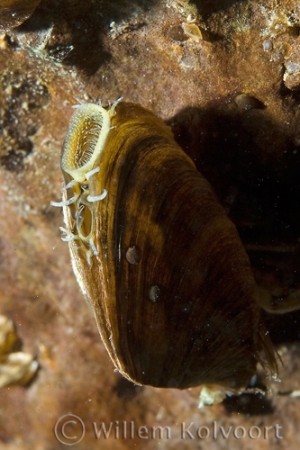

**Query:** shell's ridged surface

left=62, top=102, right=277, bottom=389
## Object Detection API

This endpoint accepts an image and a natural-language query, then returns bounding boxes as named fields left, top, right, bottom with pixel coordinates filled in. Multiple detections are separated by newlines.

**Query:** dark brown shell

left=58, top=101, right=277, bottom=389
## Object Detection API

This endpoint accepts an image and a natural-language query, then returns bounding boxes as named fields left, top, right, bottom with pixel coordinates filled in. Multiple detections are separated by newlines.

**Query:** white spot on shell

left=125, top=246, right=140, bottom=265
left=263, top=39, right=273, bottom=52
left=148, top=285, right=161, bottom=303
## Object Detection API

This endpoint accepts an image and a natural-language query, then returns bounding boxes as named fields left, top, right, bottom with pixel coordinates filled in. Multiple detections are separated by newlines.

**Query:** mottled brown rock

left=0, top=0, right=300, bottom=449
left=0, top=0, right=42, bottom=30
left=284, top=37, right=300, bottom=90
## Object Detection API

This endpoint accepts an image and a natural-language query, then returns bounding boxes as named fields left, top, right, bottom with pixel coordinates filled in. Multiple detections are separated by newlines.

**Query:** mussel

left=52, top=101, right=277, bottom=389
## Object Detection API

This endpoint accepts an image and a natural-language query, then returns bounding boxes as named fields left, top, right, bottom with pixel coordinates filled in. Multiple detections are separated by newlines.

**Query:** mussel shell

left=61, top=102, right=277, bottom=389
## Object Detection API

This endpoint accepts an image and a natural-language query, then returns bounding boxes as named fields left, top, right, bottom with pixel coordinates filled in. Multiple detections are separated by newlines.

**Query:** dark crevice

left=190, top=0, right=247, bottom=21
left=112, top=376, right=143, bottom=400
left=223, top=392, right=274, bottom=415
left=167, top=101, right=300, bottom=352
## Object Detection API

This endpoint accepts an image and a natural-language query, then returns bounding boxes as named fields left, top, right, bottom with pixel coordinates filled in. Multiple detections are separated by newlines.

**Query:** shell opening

left=76, top=202, right=94, bottom=241
left=56, top=101, right=118, bottom=265
left=61, top=103, right=111, bottom=183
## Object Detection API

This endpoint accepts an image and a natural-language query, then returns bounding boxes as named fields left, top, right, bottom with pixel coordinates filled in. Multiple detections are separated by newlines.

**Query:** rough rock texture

left=0, top=0, right=300, bottom=449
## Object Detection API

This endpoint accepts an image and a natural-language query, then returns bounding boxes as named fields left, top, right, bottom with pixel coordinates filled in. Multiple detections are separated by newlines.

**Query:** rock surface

left=0, top=0, right=300, bottom=449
